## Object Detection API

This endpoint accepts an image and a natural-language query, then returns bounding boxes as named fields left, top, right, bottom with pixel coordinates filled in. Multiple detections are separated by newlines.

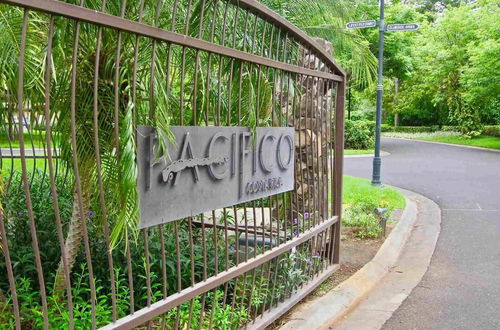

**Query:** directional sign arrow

left=386, top=23, right=419, bottom=31
left=346, top=20, right=377, bottom=29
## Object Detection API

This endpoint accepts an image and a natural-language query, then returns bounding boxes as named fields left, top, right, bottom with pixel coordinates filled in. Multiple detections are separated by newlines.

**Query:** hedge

left=381, top=125, right=441, bottom=133
left=381, top=125, right=500, bottom=136
left=482, top=125, right=500, bottom=137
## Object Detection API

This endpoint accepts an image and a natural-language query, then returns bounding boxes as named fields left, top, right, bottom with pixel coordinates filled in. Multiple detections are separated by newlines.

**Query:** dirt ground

left=267, top=209, right=403, bottom=329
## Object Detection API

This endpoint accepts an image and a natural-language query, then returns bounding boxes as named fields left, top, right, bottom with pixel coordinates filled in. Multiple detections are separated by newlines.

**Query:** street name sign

left=136, top=126, right=295, bottom=228
left=346, top=20, right=377, bottom=29
left=386, top=23, right=419, bottom=31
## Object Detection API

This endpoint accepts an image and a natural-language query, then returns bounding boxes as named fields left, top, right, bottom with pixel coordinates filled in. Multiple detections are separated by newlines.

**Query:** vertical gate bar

left=179, top=0, right=193, bottom=131
left=297, top=49, right=306, bottom=236
left=24, top=91, right=36, bottom=187
left=158, top=225, right=167, bottom=329
left=306, top=62, right=316, bottom=231
left=0, top=214, right=21, bottom=329
left=131, top=0, right=145, bottom=129
left=272, top=27, right=281, bottom=246
left=3, top=91, right=14, bottom=189
left=318, top=75, right=324, bottom=224
left=333, top=79, right=345, bottom=264
left=196, top=214, right=208, bottom=330
left=211, top=213, right=218, bottom=276
left=69, top=8, right=98, bottom=328
left=302, top=67, right=311, bottom=232
left=163, top=8, right=176, bottom=127
left=91, top=0, right=119, bottom=322
left=290, top=71, right=299, bottom=240
left=127, top=0, right=144, bottom=314
left=33, top=104, right=48, bottom=185
left=179, top=46, right=187, bottom=125
left=226, top=6, right=239, bottom=125
left=125, top=242, right=135, bottom=313
left=216, top=0, right=230, bottom=126
left=296, top=50, right=311, bottom=272
left=256, top=44, right=277, bottom=324
left=205, top=0, right=219, bottom=124
left=16, top=10, right=50, bottom=329
left=186, top=217, right=196, bottom=328
left=145, top=15, right=161, bottom=320
left=315, top=76, right=322, bottom=226
left=43, top=15, right=75, bottom=328
left=112, top=1, right=127, bottom=318
left=192, top=0, right=207, bottom=126
left=207, top=211, right=219, bottom=328
left=328, top=82, right=336, bottom=265
left=173, top=220, right=182, bottom=328
left=142, top=229, right=152, bottom=329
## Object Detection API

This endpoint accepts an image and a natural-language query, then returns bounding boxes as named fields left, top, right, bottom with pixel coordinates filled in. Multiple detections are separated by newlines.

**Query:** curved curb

left=279, top=187, right=441, bottom=330
left=383, top=136, right=500, bottom=153
left=344, top=151, right=390, bottom=159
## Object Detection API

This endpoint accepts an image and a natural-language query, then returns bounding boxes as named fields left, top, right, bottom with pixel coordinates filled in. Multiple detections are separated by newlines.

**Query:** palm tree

left=1, top=0, right=279, bottom=298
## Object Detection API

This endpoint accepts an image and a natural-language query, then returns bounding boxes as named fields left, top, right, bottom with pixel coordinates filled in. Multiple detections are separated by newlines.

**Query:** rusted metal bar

left=0, top=0, right=342, bottom=81
left=332, top=80, right=345, bottom=264
left=43, top=15, right=75, bottom=328
left=16, top=10, right=50, bottom=329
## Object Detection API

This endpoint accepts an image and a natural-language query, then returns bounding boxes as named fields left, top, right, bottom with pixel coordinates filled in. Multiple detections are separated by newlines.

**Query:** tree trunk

left=394, top=78, right=400, bottom=127
left=53, top=179, right=91, bottom=296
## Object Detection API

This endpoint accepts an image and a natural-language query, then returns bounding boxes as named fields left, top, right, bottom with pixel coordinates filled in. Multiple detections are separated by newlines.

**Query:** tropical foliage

left=338, top=0, right=499, bottom=136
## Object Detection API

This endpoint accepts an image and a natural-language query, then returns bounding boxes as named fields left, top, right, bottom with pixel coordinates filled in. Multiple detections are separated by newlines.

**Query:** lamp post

left=372, top=0, right=385, bottom=186
left=346, top=1, right=419, bottom=187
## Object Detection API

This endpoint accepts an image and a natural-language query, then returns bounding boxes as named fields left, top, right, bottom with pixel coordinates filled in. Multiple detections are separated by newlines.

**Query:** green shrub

left=482, top=125, right=500, bottom=137
left=441, top=125, right=460, bottom=132
left=343, top=201, right=383, bottom=239
left=381, top=124, right=392, bottom=132
left=383, top=126, right=434, bottom=133
left=344, top=120, right=375, bottom=150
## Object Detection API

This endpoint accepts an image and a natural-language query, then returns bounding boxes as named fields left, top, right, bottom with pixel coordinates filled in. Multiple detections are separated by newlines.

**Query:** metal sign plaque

left=386, top=23, right=419, bottom=31
left=136, top=126, right=295, bottom=228
left=346, top=20, right=377, bottom=29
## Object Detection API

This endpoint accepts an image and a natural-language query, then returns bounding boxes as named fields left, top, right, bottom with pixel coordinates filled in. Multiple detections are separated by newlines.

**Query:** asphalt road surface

left=344, top=138, right=500, bottom=330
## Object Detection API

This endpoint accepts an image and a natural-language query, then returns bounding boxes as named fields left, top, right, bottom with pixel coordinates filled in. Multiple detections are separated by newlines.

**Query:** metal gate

left=0, top=0, right=345, bottom=328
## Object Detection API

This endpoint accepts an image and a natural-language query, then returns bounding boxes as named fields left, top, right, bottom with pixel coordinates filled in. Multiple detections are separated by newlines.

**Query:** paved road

left=344, top=138, right=500, bottom=330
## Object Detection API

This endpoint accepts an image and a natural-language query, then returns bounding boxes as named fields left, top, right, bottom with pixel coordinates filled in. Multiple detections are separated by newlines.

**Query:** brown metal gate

left=0, top=0, right=345, bottom=328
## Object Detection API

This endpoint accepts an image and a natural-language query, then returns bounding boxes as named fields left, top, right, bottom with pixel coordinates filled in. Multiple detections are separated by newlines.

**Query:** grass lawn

left=1, top=158, right=52, bottom=175
left=343, top=175, right=405, bottom=210
left=344, top=149, right=373, bottom=155
left=420, top=135, right=500, bottom=150
left=0, top=131, right=51, bottom=148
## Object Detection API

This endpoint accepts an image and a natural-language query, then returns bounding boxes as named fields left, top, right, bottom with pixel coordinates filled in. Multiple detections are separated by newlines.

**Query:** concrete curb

left=332, top=188, right=441, bottom=330
left=280, top=187, right=441, bottom=330
left=383, top=136, right=500, bottom=153
left=344, top=151, right=390, bottom=159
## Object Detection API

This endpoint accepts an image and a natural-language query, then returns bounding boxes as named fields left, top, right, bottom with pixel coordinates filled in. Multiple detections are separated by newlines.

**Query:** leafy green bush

left=381, top=124, right=392, bottom=132
left=344, top=120, right=375, bottom=150
left=0, top=171, right=230, bottom=327
left=343, top=200, right=384, bottom=239
left=482, top=125, right=500, bottom=137
left=0, top=171, right=325, bottom=327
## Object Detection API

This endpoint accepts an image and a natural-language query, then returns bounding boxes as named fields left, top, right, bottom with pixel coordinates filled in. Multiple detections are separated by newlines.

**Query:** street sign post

left=346, top=5, right=420, bottom=186
left=346, top=20, right=377, bottom=29
left=386, top=23, right=419, bottom=31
